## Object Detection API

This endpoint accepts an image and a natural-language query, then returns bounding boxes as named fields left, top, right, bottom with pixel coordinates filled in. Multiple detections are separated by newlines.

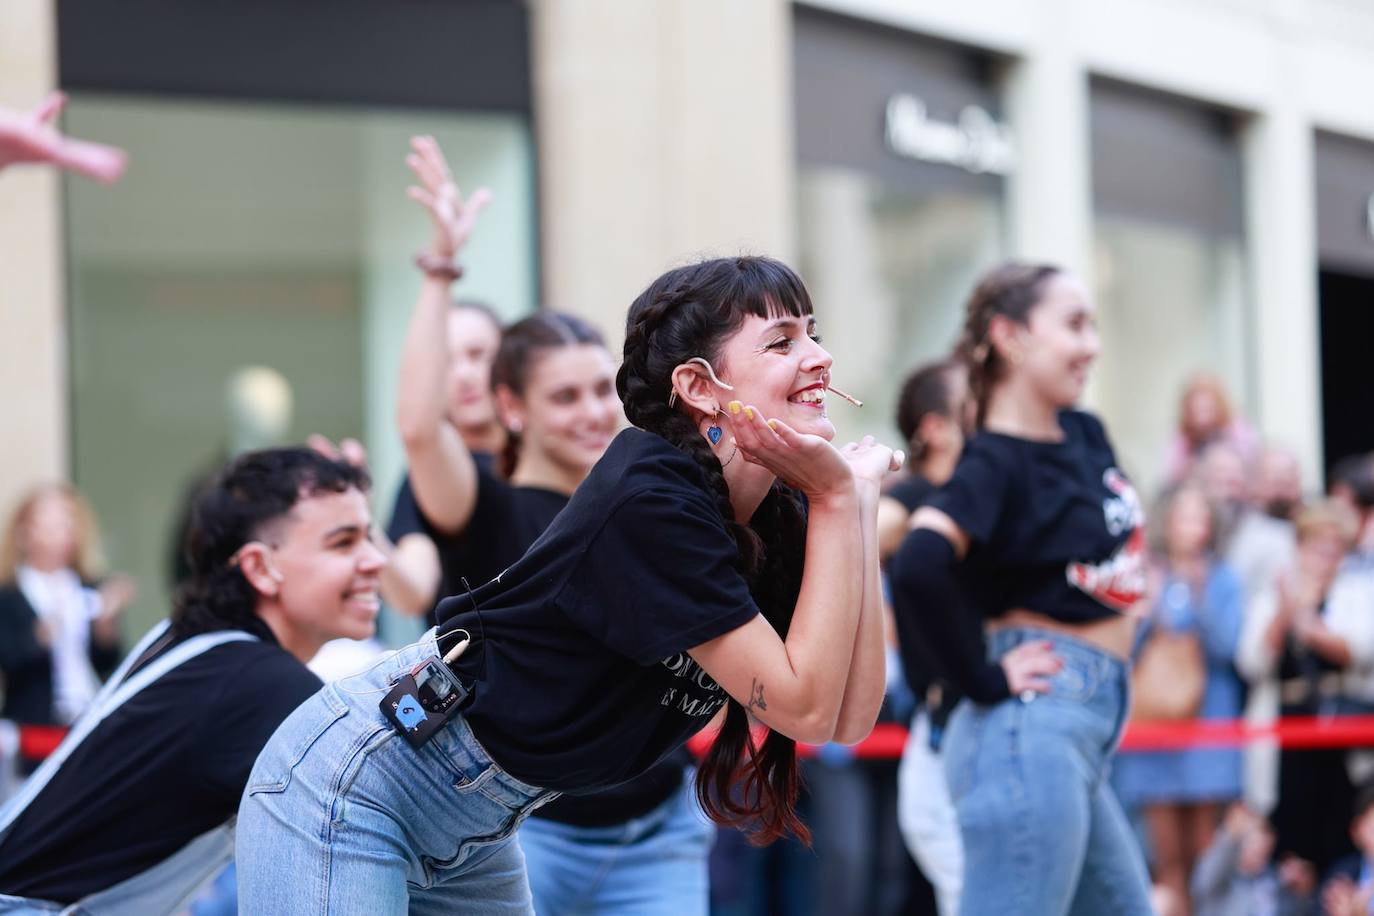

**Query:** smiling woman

left=234, top=255, right=901, bottom=915
left=889, top=262, right=1155, bottom=913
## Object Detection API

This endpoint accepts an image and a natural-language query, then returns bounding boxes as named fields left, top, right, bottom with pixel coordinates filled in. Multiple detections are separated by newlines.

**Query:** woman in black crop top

left=890, top=263, right=1153, bottom=914
left=236, top=254, right=901, bottom=914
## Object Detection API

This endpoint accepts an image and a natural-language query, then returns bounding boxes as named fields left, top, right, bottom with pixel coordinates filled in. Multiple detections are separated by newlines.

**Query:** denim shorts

left=941, top=627, right=1153, bottom=915
left=236, top=629, right=559, bottom=915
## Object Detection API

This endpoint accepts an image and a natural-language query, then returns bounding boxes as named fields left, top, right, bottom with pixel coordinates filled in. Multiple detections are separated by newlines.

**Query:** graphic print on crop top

left=1066, top=467, right=1147, bottom=612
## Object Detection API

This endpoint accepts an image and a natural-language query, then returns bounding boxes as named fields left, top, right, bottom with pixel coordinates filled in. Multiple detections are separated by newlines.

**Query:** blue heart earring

left=707, top=425, right=723, bottom=446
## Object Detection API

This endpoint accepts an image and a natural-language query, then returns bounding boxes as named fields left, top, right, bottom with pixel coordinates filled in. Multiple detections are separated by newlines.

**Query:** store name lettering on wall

left=884, top=93, right=1016, bottom=176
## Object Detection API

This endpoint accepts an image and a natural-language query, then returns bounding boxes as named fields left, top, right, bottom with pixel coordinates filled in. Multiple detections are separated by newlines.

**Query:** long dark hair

left=171, top=448, right=369, bottom=640
left=616, top=255, right=812, bottom=845
left=491, top=311, right=606, bottom=478
left=955, top=262, right=1061, bottom=427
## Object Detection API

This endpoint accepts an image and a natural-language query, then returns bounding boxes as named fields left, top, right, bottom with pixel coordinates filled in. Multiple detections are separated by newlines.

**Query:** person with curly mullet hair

left=235, top=254, right=901, bottom=914
left=0, top=448, right=383, bottom=915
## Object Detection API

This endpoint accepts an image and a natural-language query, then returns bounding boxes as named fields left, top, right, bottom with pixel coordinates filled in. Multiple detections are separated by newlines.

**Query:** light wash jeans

left=942, top=627, right=1152, bottom=916
left=236, top=630, right=559, bottom=915
left=518, top=772, right=713, bottom=916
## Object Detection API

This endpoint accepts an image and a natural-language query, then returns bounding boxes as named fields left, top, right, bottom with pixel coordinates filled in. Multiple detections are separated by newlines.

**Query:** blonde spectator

left=0, top=484, right=133, bottom=748
left=1165, top=373, right=1258, bottom=487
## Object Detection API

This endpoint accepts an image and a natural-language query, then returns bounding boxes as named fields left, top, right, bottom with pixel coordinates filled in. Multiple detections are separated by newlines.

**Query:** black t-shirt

left=391, top=453, right=691, bottom=826
left=436, top=428, right=763, bottom=793
left=0, top=633, right=321, bottom=904
left=885, top=475, right=935, bottom=516
left=929, top=410, right=1146, bottom=623
left=387, top=454, right=568, bottom=609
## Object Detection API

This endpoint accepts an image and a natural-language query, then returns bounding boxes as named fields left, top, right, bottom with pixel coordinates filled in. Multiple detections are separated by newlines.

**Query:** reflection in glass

left=796, top=166, right=1004, bottom=447
left=1093, top=217, right=1249, bottom=495
left=63, top=96, right=536, bottom=638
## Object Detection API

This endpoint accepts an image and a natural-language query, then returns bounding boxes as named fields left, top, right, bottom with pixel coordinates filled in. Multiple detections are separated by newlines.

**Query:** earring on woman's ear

left=668, top=357, right=735, bottom=409
left=707, top=425, right=723, bottom=446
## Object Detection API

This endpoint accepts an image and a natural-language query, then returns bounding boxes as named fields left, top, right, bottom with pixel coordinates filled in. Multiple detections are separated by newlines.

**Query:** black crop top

left=929, top=410, right=1146, bottom=622
left=889, top=411, right=1145, bottom=702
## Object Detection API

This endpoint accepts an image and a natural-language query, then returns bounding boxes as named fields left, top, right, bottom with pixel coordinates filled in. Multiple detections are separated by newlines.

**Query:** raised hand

left=0, top=92, right=127, bottom=183
left=307, top=434, right=369, bottom=471
left=405, top=135, right=490, bottom=259
left=97, top=573, right=137, bottom=619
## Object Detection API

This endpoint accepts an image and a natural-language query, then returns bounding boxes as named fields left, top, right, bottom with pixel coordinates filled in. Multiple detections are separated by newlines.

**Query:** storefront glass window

left=796, top=169, right=1003, bottom=445
left=63, top=96, right=536, bottom=635
left=793, top=9, right=1008, bottom=446
left=1090, top=80, right=1249, bottom=494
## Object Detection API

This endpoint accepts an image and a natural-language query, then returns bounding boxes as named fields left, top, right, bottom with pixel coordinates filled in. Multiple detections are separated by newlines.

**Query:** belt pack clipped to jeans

left=380, top=632, right=472, bottom=749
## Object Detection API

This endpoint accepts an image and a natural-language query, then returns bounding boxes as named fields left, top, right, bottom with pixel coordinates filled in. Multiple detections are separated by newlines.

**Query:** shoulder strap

left=0, top=623, right=257, bottom=838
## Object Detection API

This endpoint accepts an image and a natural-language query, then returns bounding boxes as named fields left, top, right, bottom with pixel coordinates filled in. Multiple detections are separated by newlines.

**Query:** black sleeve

left=200, top=651, right=322, bottom=802
left=555, top=487, right=761, bottom=665
left=0, top=590, right=48, bottom=680
left=889, top=528, right=1010, bottom=704
left=389, top=461, right=513, bottom=546
left=386, top=477, right=425, bottom=544
left=884, top=476, right=934, bottom=515
left=87, top=628, right=122, bottom=680
left=925, top=440, right=1013, bottom=545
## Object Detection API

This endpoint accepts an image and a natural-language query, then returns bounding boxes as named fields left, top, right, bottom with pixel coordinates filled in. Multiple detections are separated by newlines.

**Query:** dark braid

left=616, top=256, right=812, bottom=845
left=955, top=262, right=1061, bottom=427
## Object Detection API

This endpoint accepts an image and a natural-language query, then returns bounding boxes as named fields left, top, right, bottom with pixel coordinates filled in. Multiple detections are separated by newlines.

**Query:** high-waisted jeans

left=235, top=630, right=559, bottom=915
left=942, top=627, right=1152, bottom=916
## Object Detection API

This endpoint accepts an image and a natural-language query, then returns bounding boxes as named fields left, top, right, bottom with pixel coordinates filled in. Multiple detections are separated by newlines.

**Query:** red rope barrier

left=685, top=715, right=1374, bottom=760
left=16, top=715, right=1374, bottom=767
left=18, top=724, right=67, bottom=761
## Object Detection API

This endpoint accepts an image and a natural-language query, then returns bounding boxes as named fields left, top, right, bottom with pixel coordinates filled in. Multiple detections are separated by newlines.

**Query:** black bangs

left=725, top=257, right=814, bottom=323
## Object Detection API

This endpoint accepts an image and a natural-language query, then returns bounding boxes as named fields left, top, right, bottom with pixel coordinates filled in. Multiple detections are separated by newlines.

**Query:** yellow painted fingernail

left=766, top=419, right=779, bottom=430
left=743, top=406, right=754, bottom=420
left=727, top=401, right=742, bottom=416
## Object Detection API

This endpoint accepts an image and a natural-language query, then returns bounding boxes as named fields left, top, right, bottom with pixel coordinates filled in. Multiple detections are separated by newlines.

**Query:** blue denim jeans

left=943, top=627, right=1152, bottom=916
left=236, top=630, right=559, bottom=915
left=518, top=772, right=713, bottom=916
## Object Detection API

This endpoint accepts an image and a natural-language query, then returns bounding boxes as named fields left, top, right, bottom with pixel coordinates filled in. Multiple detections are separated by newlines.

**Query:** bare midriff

left=988, top=608, right=1138, bottom=661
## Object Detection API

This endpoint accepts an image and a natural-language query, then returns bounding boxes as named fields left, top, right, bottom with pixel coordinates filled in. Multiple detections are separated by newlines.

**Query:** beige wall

left=531, top=0, right=795, bottom=350
left=0, top=0, right=65, bottom=521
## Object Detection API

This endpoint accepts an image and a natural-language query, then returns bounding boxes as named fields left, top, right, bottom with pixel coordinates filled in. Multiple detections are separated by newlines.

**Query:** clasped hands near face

left=720, top=398, right=901, bottom=504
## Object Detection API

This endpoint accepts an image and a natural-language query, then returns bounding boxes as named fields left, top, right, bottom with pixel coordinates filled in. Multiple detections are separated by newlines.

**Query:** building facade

left=4, top=0, right=1374, bottom=632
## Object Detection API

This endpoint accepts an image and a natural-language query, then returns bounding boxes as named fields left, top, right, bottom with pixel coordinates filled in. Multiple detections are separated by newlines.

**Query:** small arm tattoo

left=748, top=677, right=767, bottom=712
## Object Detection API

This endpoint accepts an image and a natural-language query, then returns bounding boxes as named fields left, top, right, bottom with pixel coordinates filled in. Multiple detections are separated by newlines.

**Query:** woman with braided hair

left=236, top=255, right=900, bottom=913
left=394, top=136, right=722, bottom=916
left=890, top=262, right=1154, bottom=914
